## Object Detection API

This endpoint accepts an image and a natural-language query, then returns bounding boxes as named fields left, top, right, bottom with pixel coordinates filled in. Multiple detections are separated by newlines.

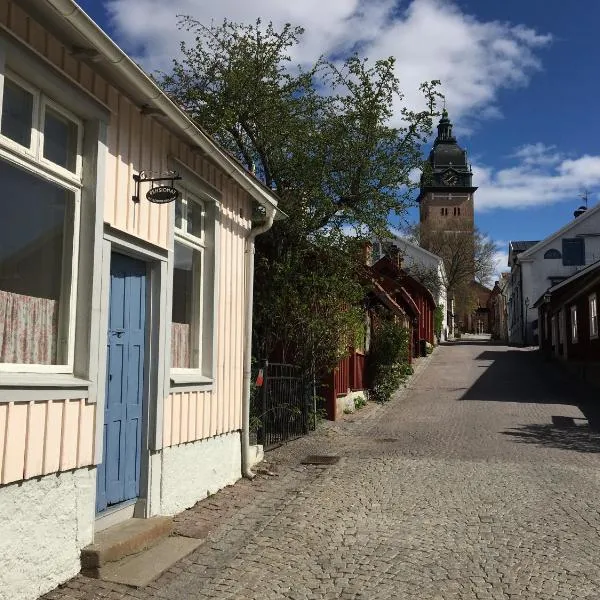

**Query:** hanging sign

left=132, top=170, right=182, bottom=204
left=146, top=185, right=179, bottom=204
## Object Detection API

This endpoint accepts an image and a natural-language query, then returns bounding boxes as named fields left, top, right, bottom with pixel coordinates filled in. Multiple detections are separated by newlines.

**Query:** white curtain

left=0, top=290, right=58, bottom=364
left=171, top=322, right=190, bottom=369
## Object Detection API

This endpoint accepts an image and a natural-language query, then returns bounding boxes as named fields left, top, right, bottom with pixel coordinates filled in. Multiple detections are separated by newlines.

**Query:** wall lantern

left=543, top=292, right=551, bottom=304
left=132, top=170, right=182, bottom=204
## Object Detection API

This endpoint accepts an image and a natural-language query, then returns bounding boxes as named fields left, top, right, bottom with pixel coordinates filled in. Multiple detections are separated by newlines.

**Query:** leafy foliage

left=434, top=304, right=445, bottom=339
left=366, top=319, right=413, bottom=404
left=160, top=18, right=442, bottom=374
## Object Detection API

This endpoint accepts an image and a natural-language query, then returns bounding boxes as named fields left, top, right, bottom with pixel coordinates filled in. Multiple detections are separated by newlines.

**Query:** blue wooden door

left=96, top=253, right=146, bottom=513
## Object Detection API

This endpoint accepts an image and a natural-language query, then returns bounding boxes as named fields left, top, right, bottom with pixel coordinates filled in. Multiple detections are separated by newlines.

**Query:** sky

left=77, top=0, right=600, bottom=277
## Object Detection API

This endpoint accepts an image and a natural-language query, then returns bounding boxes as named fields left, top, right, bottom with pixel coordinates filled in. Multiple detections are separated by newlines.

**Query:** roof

left=371, top=256, right=437, bottom=308
left=541, top=258, right=600, bottom=306
left=509, top=241, right=540, bottom=253
left=374, top=235, right=448, bottom=282
left=20, top=0, right=286, bottom=220
left=519, top=201, right=600, bottom=260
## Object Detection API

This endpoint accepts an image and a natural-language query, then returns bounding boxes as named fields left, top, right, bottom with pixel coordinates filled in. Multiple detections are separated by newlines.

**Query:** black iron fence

left=251, top=362, right=314, bottom=449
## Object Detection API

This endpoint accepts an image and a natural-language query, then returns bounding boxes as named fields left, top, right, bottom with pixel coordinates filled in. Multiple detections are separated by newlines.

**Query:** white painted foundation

left=0, top=468, right=95, bottom=600
left=158, top=432, right=241, bottom=515
left=336, top=390, right=367, bottom=417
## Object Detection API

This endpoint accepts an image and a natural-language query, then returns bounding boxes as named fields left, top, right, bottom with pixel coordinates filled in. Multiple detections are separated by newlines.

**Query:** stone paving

left=43, top=340, right=600, bottom=600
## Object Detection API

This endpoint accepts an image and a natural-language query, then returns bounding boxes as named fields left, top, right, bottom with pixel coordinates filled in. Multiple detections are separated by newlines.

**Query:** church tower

left=417, top=109, right=477, bottom=241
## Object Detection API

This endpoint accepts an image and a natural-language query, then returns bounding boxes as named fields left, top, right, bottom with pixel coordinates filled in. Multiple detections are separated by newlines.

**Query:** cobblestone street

left=45, top=340, right=600, bottom=600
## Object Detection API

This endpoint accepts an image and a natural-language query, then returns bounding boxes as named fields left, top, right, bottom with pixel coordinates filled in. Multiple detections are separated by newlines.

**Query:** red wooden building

left=324, top=256, right=437, bottom=420
left=536, top=259, right=600, bottom=388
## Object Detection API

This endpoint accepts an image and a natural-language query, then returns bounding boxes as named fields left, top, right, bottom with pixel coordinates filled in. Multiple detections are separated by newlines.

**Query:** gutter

left=241, top=209, right=276, bottom=479
left=44, top=0, right=285, bottom=219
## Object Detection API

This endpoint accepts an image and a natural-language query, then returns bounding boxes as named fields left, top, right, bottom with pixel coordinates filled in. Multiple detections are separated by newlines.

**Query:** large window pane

left=186, top=199, right=203, bottom=238
left=43, top=106, right=78, bottom=172
left=1, top=79, right=33, bottom=148
left=171, top=242, right=201, bottom=369
left=0, top=160, right=74, bottom=364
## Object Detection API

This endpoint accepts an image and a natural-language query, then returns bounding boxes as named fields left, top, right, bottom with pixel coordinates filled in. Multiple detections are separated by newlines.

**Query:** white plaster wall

left=0, top=468, right=95, bottom=600
left=336, top=390, right=367, bottom=416
left=159, top=432, right=241, bottom=515
left=379, top=237, right=449, bottom=338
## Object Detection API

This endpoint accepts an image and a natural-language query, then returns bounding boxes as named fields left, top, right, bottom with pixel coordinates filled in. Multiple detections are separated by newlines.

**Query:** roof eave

left=35, top=0, right=286, bottom=220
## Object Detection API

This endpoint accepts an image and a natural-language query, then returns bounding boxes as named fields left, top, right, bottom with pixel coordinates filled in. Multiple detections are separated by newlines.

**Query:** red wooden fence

left=325, top=348, right=367, bottom=420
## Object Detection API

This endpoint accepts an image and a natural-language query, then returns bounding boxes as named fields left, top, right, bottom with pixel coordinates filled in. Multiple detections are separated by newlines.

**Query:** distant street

left=47, top=340, right=600, bottom=600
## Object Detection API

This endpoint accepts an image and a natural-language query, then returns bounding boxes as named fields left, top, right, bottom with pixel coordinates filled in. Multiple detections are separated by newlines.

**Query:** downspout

left=241, top=208, right=276, bottom=479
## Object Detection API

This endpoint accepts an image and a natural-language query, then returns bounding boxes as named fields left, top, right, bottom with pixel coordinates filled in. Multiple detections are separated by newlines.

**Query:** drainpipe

left=241, top=208, right=276, bottom=479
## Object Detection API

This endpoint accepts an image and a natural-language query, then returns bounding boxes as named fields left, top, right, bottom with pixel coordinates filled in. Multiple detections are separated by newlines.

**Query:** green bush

left=366, top=320, right=413, bottom=403
left=354, top=395, right=367, bottom=410
left=434, top=305, right=444, bottom=340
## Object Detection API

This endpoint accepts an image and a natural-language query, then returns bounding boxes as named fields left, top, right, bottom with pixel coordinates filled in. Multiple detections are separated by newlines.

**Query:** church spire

left=435, top=108, right=456, bottom=145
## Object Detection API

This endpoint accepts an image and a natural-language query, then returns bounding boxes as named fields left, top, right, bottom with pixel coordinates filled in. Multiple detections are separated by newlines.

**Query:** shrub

left=366, top=320, right=413, bottom=403
left=434, top=305, right=444, bottom=341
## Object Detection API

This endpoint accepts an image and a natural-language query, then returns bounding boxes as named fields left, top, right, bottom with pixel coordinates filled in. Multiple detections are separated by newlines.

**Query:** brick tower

left=417, top=109, right=483, bottom=333
left=417, top=109, right=476, bottom=240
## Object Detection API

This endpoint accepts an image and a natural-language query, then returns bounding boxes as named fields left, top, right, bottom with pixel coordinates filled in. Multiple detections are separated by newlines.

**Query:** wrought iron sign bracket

left=132, top=170, right=182, bottom=204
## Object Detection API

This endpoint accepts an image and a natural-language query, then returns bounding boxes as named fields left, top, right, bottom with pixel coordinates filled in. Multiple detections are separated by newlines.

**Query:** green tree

left=160, top=18, right=442, bottom=373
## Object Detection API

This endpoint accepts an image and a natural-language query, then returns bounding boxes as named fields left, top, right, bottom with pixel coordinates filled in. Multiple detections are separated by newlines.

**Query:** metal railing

left=252, top=362, right=313, bottom=449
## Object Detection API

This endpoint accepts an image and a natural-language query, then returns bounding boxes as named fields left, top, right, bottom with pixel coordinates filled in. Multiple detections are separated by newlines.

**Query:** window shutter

left=562, top=238, right=585, bottom=266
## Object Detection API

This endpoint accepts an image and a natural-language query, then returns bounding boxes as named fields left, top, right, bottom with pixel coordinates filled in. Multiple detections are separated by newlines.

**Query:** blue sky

left=78, top=0, right=600, bottom=274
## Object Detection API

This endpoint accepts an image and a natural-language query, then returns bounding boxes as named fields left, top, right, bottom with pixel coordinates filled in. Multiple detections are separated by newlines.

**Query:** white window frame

left=0, top=71, right=83, bottom=374
left=171, top=190, right=206, bottom=376
left=39, top=96, right=84, bottom=183
left=570, top=305, right=578, bottom=343
left=590, top=293, right=598, bottom=339
left=0, top=70, right=39, bottom=159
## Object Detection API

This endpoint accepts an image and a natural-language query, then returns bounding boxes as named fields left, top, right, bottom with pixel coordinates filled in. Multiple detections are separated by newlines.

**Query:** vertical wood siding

left=0, top=399, right=95, bottom=485
left=164, top=178, right=250, bottom=447
left=1, top=2, right=252, bottom=456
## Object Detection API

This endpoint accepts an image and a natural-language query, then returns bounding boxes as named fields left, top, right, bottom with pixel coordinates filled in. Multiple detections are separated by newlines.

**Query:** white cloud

left=491, top=241, right=510, bottom=279
left=511, top=143, right=562, bottom=166
left=474, top=145, right=600, bottom=211
left=103, top=0, right=551, bottom=129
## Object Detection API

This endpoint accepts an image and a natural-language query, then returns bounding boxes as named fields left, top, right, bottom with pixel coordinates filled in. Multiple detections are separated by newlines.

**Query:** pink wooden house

left=0, top=2, right=283, bottom=598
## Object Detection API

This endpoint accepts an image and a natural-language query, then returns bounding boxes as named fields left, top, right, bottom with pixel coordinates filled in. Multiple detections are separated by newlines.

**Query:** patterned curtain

left=0, top=290, right=58, bottom=364
left=171, top=322, right=190, bottom=368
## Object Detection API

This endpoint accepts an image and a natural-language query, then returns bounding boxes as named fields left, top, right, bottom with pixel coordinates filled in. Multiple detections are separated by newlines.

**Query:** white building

left=507, top=203, right=600, bottom=345
left=372, top=236, right=451, bottom=340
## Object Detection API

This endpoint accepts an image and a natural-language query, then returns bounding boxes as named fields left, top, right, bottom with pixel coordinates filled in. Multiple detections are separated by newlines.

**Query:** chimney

left=362, top=241, right=373, bottom=265
left=388, top=245, right=402, bottom=269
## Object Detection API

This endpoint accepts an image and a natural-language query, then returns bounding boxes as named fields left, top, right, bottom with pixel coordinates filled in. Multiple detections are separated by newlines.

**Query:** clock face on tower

left=442, top=171, right=458, bottom=186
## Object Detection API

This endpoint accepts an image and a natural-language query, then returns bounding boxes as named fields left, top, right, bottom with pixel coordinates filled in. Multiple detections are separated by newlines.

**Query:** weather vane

left=580, top=188, right=589, bottom=208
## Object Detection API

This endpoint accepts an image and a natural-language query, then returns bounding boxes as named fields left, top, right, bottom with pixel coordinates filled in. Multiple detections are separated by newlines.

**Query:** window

left=0, top=73, right=82, bottom=179
left=1, top=77, right=34, bottom=149
left=440, top=207, right=449, bottom=216
left=544, top=248, right=561, bottom=259
left=42, top=105, right=79, bottom=173
left=570, top=305, right=578, bottom=343
left=453, top=206, right=461, bottom=216
left=562, top=238, right=585, bottom=266
left=590, top=294, right=598, bottom=339
left=0, top=75, right=82, bottom=371
left=171, top=192, right=205, bottom=371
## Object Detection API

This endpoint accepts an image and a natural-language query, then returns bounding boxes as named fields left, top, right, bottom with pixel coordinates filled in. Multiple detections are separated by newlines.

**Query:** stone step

left=81, top=516, right=173, bottom=576
left=96, top=535, right=203, bottom=587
